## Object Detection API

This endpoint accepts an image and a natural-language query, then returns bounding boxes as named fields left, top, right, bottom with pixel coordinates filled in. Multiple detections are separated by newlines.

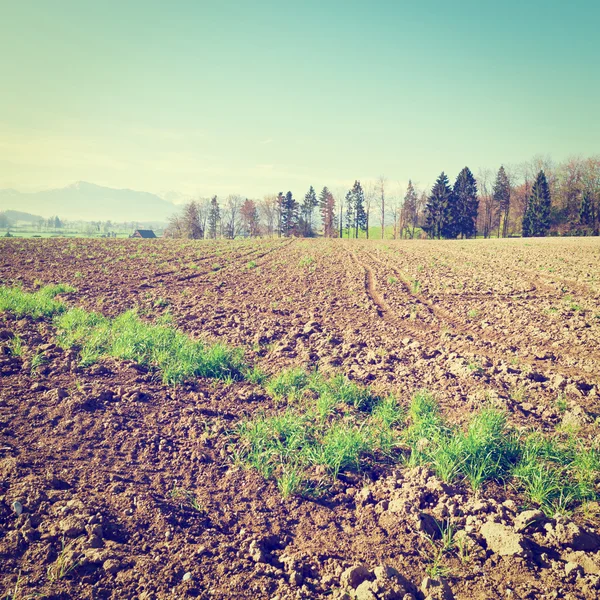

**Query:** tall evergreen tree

left=301, top=186, right=319, bottom=236
left=493, top=166, right=511, bottom=238
left=522, top=170, right=551, bottom=237
left=344, top=190, right=354, bottom=238
left=319, top=186, right=336, bottom=237
left=403, top=180, right=418, bottom=238
left=352, top=180, right=367, bottom=238
left=440, top=186, right=460, bottom=239
left=281, top=191, right=298, bottom=237
left=453, top=167, right=479, bottom=238
left=424, top=172, right=452, bottom=239
left=208, top=196, right=220, bottom=239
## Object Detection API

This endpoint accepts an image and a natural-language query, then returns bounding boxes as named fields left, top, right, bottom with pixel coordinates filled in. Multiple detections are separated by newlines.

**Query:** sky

left=1, top=0, right=599, bottom=202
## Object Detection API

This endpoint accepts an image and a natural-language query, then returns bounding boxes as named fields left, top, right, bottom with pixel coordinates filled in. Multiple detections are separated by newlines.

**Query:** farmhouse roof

left=131, top=229, right=157, bottom=238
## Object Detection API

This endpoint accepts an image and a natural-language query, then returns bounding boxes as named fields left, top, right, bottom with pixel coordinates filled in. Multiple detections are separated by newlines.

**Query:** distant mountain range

left=0, top=182, right=176, bottom=223
left=2, top=210, right=44, bottom=224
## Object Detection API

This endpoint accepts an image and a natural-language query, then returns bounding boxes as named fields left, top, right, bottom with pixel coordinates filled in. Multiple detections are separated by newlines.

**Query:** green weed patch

left=0, top=285, right=246, bottom=385
left=0, top=284, right=75, bottom=318
left=405, top=392, right=599, bottom=515
left=55, top=308, right=245, bottom=385
left=235, top=371, right=404, bottom=497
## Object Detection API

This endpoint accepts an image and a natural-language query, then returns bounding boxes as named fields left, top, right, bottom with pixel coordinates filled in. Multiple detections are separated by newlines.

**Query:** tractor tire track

left=361, top=248, right=599, bottom=386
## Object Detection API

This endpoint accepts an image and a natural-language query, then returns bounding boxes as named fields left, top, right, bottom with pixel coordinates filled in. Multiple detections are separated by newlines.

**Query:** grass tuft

left=0, top=284, right=75, bottom=318
left=55, top=307, right=245, bottom=385
left=236, top=372, right=403, bottom=497
left=405, top=392, right=599, bottom=514
left=265, top=368, right=311, bottom=402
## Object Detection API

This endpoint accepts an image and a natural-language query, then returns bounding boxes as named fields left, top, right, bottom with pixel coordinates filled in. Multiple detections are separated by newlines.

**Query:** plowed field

left=1, top=237, right=599, bottom=600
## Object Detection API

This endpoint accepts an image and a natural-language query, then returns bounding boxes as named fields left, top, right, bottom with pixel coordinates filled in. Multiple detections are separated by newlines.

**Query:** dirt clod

left=480, top=521, right=531, bottom=557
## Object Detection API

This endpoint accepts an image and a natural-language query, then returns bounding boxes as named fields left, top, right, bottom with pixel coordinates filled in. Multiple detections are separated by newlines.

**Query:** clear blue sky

left=1, top=0, right=598, bottom=200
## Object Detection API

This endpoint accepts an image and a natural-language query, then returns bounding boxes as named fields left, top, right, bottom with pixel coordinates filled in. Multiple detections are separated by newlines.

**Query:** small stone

left=355, top=580, right=379, bottom=600
left=565, top=562, right=582, bottom=577
left=546, top=520, right=600, bottom=551
left=59, top=516, right=85, bottom=538
left=421, top=576, right=453, bottom=600
left=373, top=564, right=399, bottom=581
left=480, top=521, right=531, bottom=557
left=103, top=559, right=121, bottom=574
left=248, top=540, right=268, bottom=563
left=88, top=535, right=103, bottom=549
left=12, top=500, right=23, bottom=516
left=561, top=551, right=600, bottom=575
left=289, top=570, right=303, bottom=586
left=514, top=510, right=546, bottom=533
left=182, top=572, right=192, bottom=582
left=340, top=564, right=371, bottom=589
left=88, top=523, right=103, bottom=538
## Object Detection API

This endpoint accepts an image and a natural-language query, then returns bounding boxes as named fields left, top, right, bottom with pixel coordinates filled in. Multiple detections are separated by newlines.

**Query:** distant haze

left=0, top=182, right=175, bottom=222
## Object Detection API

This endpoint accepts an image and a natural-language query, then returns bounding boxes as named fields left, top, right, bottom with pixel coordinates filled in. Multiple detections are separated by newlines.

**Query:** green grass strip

left=0, top=285, right=246, bottom=385
left=0, top=284, right=75, bottom=318
left=236, top=371, right=405, bottom=498
left=55, top=308, right=245, bottom=385
left=405, top=392, right=599, bottom=515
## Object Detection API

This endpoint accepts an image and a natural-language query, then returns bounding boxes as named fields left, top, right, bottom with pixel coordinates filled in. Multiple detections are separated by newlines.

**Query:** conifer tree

left=319, top=186, right=336, bottom=237
left=344, top=190, right=354, bottom=238
left=452, top=167, right=479, bottom=238
left=424, top=172, right=452, bottom=239
left=208, top=196, right=220, bottom=239
left=352, top=180, right=367, bottom=238
left=281, top=191, right=298, bottom=237
left=493, top=166, right=511, bottom=237
left=301, top=186, right=318, bottom=236
left=522, top=170, right=551, bottom=237
left=403, top=180, right=418, bottom=238
left=440, top=187, right=460, bottom=239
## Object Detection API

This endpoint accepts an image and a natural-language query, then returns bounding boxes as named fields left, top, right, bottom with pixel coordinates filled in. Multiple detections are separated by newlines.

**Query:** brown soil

left=0, top=237, right=599, bottom=599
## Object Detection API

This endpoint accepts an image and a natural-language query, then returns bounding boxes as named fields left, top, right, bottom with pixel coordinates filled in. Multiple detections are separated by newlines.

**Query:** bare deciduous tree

left=223, top=195, right=243, bottom=239
left=477, top=168, right=497, bottom=238
left=377, top=176, right=386, bottom=239
left=259, top=195, right=278, bottom=237
left=364, top=183, right=376, bottom=239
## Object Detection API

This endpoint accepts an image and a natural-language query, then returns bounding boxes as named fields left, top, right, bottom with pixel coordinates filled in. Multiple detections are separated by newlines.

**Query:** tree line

left=165, top=155, right=600, bottom=240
